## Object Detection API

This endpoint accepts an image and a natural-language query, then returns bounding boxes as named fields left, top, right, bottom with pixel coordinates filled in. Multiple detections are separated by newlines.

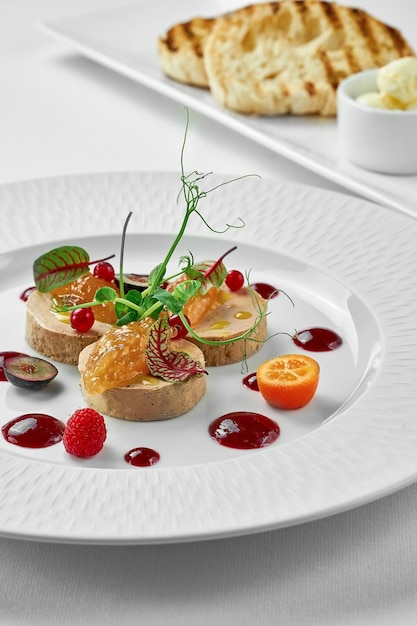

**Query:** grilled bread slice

left=204, top=1, right=415, bottom=116
left=158, top=16, right=215, bottom=87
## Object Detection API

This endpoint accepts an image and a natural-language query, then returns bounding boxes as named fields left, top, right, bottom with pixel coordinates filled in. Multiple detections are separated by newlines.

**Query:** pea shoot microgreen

left=34, top=109, right=268, bottom=379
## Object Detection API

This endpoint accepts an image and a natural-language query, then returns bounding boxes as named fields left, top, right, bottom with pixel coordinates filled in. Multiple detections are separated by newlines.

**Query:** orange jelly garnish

left=83, top=319, right=154, bottom=394
left=51, top=272, right=119, bottom=323
left=182, top=286, right=219, bottom=326
left=169, top=274, right=219, bottom=327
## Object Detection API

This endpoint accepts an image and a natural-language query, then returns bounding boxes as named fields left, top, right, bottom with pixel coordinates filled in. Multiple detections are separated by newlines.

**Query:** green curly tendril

left=53, top=108, right=268, bottom=364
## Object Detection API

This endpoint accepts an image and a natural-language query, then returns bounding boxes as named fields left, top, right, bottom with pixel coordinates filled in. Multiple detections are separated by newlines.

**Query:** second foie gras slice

left=187, top=286, right=267, bottom=366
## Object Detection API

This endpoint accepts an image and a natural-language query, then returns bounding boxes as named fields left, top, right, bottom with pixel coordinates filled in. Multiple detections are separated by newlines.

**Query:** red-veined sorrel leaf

left=190, top=246, right=237, bottom=294
left=145, top=319, right=207, bottom=382
left=33, top=246, right=91, bottom=292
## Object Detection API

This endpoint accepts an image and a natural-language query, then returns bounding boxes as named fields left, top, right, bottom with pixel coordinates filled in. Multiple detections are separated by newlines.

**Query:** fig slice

left=4, top=354, right=58, bottom=389
left=115, top=273, right=150, bottom=292
left=115, top=274, right=168, bottom=292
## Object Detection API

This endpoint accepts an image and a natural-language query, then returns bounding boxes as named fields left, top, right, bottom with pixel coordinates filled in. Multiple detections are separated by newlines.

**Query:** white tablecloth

left=1, top=1, right=416, bottom=624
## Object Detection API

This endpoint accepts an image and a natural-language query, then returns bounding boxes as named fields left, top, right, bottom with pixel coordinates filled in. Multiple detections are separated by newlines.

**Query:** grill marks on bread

left=204, top=1, right=415, bottom=116
left=298, top=2, right=412, bottom=89
left=158, top=1, right=415, bottom=116
left=158, top=17, right=215, bottom=87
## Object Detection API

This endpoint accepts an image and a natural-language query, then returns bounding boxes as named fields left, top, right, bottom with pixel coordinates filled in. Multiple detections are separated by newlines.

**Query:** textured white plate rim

left=36, top=0, right=417, bottom=218
left=1, top=170, right=417, bottom=545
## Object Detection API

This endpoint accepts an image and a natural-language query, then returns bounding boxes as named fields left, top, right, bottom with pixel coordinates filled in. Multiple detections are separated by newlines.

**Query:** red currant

left=168, top=314, right=190, bottom=340
left=225, top=269, right=244, bottom=292
left=93, top=262, right=115, bottom=282
left=70, top=308, right=95, bottom=333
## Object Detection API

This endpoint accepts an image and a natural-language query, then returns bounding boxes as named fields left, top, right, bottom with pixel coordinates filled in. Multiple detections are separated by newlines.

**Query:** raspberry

left=63, top=408, right=107, bottom=458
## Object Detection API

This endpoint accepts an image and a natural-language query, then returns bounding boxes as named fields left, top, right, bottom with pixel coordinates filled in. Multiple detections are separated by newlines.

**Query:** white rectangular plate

left=38, top=0, right=417, bottom=216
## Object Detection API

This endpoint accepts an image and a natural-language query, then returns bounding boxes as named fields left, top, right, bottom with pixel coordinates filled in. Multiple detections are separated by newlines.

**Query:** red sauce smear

left=20, top=286, right=36, bottom=302
left=2, top=413, right=65, bottom=448
left=242, top=372, right=259, bottom=391
left=0, top=351, right=21, bottom=382
left=125, top=447, right=160, bottom=467
left=209, top=411, right=280, bottom=449
left=293, top=327, right=342, bottom=352
left=251, top=282, right=279, bottom=300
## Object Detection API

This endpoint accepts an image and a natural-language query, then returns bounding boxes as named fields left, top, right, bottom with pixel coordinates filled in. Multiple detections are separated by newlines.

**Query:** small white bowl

left=337, top=69, right=417, bottom=174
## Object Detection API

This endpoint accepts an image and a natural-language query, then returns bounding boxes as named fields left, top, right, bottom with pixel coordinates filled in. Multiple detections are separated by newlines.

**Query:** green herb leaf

left=125, top=289, right=143, bottom=306
left=148, top=263, right=164, bottom=290
left=116, top=310, right=139, bottom=326
left=142, top=294, right=163, bottom=319
left=95, top=287, right=117, bottom=303
left=154, top=280, right=200, bottom=314
left=33, top=246, right=91, bottom=292
left=115, top=290, right=144, bottom=321
left=152, top=287, right=179, bottom=313
left=145, top=319, right=207, bottom=382
left=174, top=279, right=201, bottom=303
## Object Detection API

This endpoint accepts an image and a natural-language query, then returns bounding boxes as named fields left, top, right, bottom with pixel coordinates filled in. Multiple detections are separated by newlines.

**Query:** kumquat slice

left=256, top=354, right=320, bottom=410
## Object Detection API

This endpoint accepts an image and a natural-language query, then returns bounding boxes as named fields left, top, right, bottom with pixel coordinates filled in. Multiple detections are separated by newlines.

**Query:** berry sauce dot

left=125, top=447, right=160, bottom=467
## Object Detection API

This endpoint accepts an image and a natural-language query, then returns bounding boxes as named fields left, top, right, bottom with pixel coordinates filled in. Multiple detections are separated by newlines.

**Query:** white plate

left=37, top=0, right=417, bottom=217
left=1, top=171, right=417, bottom=545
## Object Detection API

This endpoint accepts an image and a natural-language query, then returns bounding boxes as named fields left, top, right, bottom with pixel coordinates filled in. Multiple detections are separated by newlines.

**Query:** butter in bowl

left=337, top=57, right=417, bottom=174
